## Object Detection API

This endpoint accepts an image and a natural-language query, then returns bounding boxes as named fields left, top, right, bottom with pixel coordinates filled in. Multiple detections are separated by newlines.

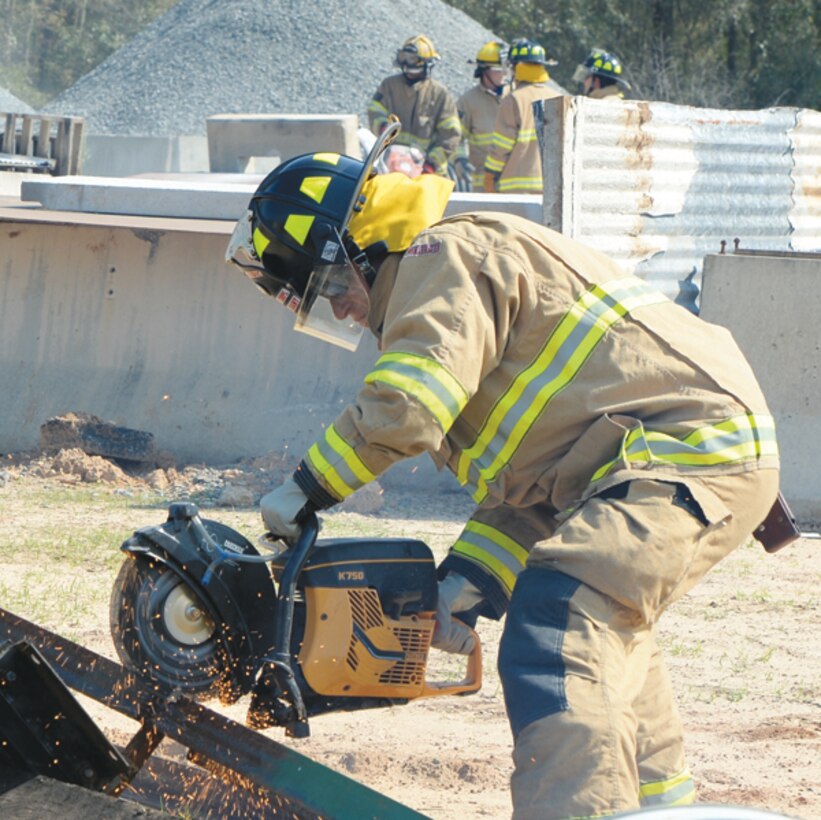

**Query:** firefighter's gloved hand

left=454, top=156, right=474, bottom=177
left=260, top=478, right=309, bottom=541
left=483, top=171, right=498, bottom=193
left=433, top=573, right=482, bottom=655
left=453, top=157, right=475, bottom=192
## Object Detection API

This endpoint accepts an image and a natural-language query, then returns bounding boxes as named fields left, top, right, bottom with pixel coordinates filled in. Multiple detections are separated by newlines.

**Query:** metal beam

left=0, top=607, right=428, bottom=820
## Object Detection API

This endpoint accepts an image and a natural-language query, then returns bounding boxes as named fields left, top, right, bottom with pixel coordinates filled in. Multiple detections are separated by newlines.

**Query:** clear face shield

left=294, top=228, right=370, bottom=352
left=226, top=210, right=267, bottom=280
left=226, top=214, right=369, bottom=351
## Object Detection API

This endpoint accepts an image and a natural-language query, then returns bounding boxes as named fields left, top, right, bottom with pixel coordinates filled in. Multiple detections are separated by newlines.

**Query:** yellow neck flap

left=515, top=63, right=549, bottom=84
left=348, top=172, right=454, bottom=253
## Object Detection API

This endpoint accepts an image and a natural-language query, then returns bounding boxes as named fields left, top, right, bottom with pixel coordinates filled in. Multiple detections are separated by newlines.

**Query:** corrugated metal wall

left=540, top=97, right=821, bottom=309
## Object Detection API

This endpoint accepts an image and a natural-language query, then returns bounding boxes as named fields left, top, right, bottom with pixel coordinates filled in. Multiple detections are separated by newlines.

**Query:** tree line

left=449, top=0, right=821, bottom=110
left=0, top=0, right=818, bottom=112
left=0, top=0, right=175, bottom=106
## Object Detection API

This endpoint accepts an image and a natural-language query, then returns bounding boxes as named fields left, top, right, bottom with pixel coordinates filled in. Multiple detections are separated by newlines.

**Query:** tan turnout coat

left=367, top=74, right=461, bottom=174
left=484, top=83, right=561, bottom=193
left=296, top=212, right=778, bottom=617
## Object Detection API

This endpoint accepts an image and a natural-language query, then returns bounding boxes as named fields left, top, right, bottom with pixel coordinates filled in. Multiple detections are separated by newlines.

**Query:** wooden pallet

left=0, top=113, right=84, bottom=175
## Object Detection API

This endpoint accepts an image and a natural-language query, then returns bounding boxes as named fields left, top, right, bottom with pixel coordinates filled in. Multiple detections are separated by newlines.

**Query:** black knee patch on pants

left=498, top=568, right=581, bottom=738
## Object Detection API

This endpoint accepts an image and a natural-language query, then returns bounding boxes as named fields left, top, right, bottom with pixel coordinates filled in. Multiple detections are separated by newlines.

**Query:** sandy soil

left=0, top=454, right=819, bottom=819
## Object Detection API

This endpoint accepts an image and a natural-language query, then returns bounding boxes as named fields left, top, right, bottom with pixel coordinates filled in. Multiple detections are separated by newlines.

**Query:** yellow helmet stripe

left=299, top=176, right=332, bottom=204
left=283, top=213, right=315, bottom=246
left=312, top=152, right=341, bottom=165
left=252, top=226, right=270, bottom=258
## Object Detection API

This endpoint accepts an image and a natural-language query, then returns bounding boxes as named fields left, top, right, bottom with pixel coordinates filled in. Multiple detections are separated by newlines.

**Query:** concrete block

left=20, top=175, right=545, bottom=225
left=207, top=114, right=361, bottom=173
left=446, top=191, right=542, bottom=223
left=20, top=174, right=258, bottom=220
left=83, top=134, right=209, bottom=176
left=700, top=251, right=821, bottom=523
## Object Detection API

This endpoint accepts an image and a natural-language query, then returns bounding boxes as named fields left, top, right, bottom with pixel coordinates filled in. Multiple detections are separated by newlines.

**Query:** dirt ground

left=0, top=450, right=819, bottom=819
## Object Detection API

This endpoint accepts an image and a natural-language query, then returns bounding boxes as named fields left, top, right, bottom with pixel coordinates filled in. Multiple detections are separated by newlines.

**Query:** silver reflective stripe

left=457, top=277, right=667, bottom=502
left=639, top=768, right=696, bottom=807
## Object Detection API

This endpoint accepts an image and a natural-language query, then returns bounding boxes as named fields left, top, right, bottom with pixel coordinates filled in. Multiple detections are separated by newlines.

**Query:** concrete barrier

left=206, top=114, right=361, bottom=173
left=0, top=210, right=379, bottom=467
left=83, top=135, right=209, bottom=176
left=20, top=175, right=543, bottom=224
left=700, top=251, right=821, bottom=523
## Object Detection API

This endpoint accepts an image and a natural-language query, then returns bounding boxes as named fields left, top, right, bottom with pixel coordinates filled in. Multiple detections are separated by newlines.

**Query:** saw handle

left=419, top=623, right=482, bottom=699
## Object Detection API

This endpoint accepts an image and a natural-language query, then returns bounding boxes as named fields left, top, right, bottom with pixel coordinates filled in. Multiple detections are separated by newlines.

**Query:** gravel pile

left=0, top=86, right=34, bottom=114
left=42, top=0, right=499, bottom=137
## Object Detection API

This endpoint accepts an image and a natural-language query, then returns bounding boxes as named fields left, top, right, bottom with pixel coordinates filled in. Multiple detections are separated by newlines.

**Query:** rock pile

left=43, top=0, right=499, bottom=136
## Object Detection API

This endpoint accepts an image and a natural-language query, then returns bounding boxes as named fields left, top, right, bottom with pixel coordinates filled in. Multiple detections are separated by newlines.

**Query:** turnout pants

left=498, top=470, right=779, bottom=819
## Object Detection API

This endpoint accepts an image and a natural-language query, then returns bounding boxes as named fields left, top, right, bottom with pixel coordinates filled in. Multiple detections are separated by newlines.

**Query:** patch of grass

left=666, top=638, right=704, bottom=658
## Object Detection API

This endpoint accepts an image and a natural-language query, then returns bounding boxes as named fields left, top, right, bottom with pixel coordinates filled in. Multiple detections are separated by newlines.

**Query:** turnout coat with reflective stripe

left=484, top=83, right=561, bottom=193
left=367, top=74, right=461, bottom=174
left=457, top=83, right=507, bottom=189
left=294, top=212, right=778, bottom=617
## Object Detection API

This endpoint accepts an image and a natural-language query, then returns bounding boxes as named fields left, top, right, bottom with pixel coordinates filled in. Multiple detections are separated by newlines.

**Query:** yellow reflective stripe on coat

left=368, top=98, right=389, bottom=116
left=484, top=155, right=506, bottom=172
left=468, top=131, right=495, bottom=147
left=590, top=413, right=778, bottom=482
left=498, top=176, right=542, bottom=191
left=517, top=128, right=538, bottom=143
left=437, top=114, right=461, bottom=132
left=491, top=132, right=515, bottom=150
left=364, top=352, right=468, bottom=432
left=457, top=277, right=668, bottom=503
left=451, top=520, right=528, bottom=597
left=306, top=423, right=377, bottom=500
left=639, top=768, right=696, bottom=807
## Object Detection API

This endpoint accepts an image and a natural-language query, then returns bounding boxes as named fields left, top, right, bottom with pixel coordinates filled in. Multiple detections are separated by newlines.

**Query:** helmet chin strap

left=343, top=234, right=388, bottom=288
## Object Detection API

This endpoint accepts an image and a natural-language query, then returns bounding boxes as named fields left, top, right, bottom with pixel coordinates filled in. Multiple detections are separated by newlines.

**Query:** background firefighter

left=573, top=48, right=632, bottom=99
left=367, top=34, right=462, bottom=177
left=227, top=126, right=780, bottom=819
left=454, top=40, right=510, bottom=191
left=483, top=39, right=562, bottom=194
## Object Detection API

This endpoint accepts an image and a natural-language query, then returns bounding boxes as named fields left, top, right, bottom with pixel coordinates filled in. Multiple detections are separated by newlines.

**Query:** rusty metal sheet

left=540, top=96, right=821, bottom=308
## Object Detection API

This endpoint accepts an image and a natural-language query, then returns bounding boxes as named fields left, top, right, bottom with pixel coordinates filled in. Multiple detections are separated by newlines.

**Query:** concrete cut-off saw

left=109, top=502, right=481, bottom=737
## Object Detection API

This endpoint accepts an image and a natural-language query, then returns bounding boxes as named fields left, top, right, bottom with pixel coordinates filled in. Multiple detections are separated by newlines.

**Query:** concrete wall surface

left=0, top=214, right=363, bottom=460
left=700, top=251, right=821, bottom=522
left=206, top=114, right=361, bottom=173
left=83, top=135, right=209, bottom=176
left=0, top=207, right=456, bottom=491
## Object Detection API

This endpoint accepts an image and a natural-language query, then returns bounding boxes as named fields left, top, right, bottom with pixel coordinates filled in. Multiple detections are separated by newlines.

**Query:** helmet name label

left=321, top=240, right=340, bottom=262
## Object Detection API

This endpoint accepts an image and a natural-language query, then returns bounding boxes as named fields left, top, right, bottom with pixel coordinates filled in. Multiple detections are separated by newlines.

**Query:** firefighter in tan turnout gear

left=454, top=40, right=510, bottom=191
left=484, top=39, right=562, bottom=194
left=367, top=34, right=461, bottom=177
left=227, top=122, right=780, bottom=819
left=573, top=48, right=632, bottom=99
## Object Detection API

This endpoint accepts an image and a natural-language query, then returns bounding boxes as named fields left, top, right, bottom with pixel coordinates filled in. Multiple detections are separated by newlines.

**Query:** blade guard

left=418, top=621, right=482, bottom=699
left=120, top=502, right=278, bottom=696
